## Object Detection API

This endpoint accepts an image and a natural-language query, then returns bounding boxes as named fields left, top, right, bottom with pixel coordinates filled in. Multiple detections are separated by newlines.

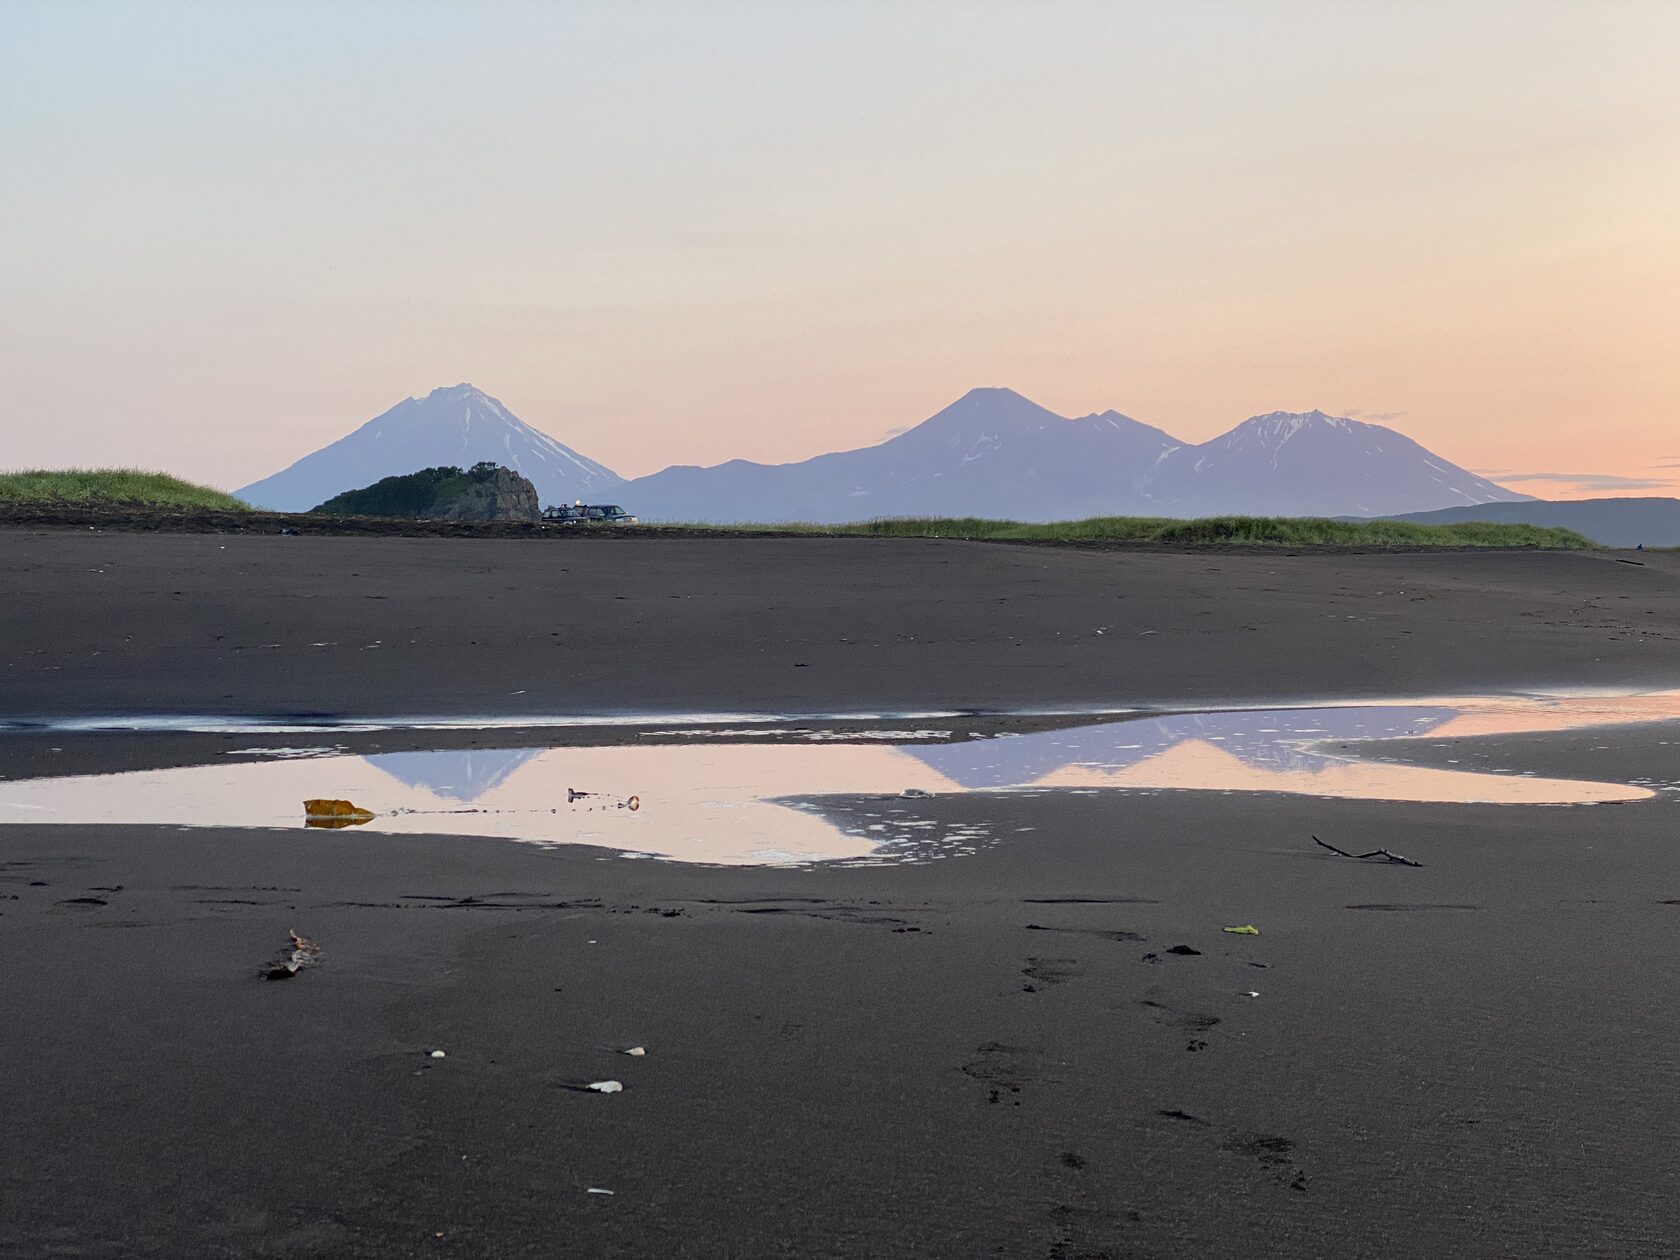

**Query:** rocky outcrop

left=421, top=466, right=541, bottom=522
left=312, top=462, right=541, bottom=522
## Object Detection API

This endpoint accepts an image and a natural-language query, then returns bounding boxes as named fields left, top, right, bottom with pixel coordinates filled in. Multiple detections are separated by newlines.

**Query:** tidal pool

left=2, top=690, right=1675, bottom=865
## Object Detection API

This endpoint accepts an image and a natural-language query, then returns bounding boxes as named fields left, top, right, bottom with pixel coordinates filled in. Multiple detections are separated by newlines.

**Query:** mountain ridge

left=620, top=386, right=1184, bottom=523
left=621, top=394, right=1528, bottom=522
left=238, top=384, right=1531, bottom=523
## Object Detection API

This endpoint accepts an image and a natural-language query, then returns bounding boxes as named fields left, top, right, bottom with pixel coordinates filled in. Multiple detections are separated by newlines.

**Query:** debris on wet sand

left=303, top=798, right=375, bottom=828
left=263, top=929, right=321, bottom=980
left=1313, top=835, right=1424, bottom=867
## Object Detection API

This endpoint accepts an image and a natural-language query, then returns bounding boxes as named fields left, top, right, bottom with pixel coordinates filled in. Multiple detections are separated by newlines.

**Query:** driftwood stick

left=1313, top=835, right=1424, bottom=867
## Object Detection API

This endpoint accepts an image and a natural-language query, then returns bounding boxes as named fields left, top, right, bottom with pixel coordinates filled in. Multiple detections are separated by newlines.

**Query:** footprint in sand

left=1222, top=1132, right=1310, bottom=1191
left=51, top=895, right=109, bottom=911
left=1157, top=1109, right=1210, bottom=1126
left=1139, top=997, right=1221, bottom=1032
left=961, top=1041, right=1044, bottom=1104
left=1021, top=957, right=1082, bottom=991
left=1223, top=1132, right=1294, bottom=1164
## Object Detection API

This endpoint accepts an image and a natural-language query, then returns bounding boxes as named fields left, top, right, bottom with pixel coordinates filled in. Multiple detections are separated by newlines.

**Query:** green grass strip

left=0, top=468, right=249, bottom=510
left=648, top=514, right=1592, bottom=547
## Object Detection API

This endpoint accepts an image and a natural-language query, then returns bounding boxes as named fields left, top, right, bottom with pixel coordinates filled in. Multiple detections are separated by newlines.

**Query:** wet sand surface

left=6, top=789, right=1680, bottom=1258
left=3, top=533, right=1680, bottom=1258
left=2, top=532, right=1678, bottom=718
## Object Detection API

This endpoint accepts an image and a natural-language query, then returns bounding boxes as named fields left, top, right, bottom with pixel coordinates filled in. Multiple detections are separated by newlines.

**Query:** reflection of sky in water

left=1, top=693, right=1674, bottom=866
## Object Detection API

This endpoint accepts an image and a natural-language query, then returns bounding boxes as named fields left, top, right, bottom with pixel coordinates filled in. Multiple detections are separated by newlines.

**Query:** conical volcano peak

left=916, top=387, right=1070, bottom=436
left=937, top=389, right=1165, bottom=438
left=1230, top=410, right=1357, bottom=444
left=236, top=386, right=622, bottom=511
left=416, top=382, right=510, bottom=415
left=1242, top=408, right=1346, bottom=425
left=426, top=382, right=490, bottom=402
left=953, top=385, right=1034, bottom=406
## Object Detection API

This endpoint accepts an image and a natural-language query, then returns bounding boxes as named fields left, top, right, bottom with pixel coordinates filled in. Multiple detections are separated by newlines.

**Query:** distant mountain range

left=237, top=383, right=1535, bottom=521
left=1367, top=497, right=1680, bottom=548
left=236, top=384, right=620, bottom=512
left=623, top=388, right=1185, bottom=522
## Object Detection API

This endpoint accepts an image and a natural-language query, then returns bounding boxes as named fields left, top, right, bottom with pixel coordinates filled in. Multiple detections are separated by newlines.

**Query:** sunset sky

left=2, top=1, right=1676, bottom=497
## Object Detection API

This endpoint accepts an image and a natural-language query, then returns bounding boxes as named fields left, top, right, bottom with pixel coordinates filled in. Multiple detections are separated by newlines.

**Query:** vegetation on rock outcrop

left=312, top=462, right=541, bottom=521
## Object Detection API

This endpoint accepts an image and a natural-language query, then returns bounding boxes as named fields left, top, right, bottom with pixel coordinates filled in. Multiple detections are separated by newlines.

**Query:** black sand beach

left=2, top=532, right=1677, bottom=719
left=3, top=533, right=1679, bottom=1258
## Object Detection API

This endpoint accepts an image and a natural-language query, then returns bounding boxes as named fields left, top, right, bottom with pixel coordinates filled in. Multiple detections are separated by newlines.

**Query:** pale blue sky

left=2, top=0, right=1676, bottom=492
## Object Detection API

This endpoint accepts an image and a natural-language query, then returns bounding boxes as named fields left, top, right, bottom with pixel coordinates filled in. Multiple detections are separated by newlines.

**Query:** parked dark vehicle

left=543, top=502, right=638, bottom=525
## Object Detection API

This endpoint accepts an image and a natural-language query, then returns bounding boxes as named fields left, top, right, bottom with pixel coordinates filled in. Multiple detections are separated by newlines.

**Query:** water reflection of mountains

left=902, top=707, right=1461, bottom=790
left=367, top=749, right=544, bottom=801
left=363, top=708, right=1461, bottom=804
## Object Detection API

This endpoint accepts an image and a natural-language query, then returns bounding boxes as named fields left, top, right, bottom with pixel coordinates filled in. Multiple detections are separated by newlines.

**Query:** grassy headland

left=652, top=515, right=1595, bottom=548
left=311, top=465, right=483, bottom=516
left=0, top=469, right=249, bottom=511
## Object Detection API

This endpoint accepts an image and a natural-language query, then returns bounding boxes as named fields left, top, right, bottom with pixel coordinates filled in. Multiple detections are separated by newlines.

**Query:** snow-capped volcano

left=236, top=384, right=621, bottom=511
left=1132, top=409, right=1531, bottom=518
